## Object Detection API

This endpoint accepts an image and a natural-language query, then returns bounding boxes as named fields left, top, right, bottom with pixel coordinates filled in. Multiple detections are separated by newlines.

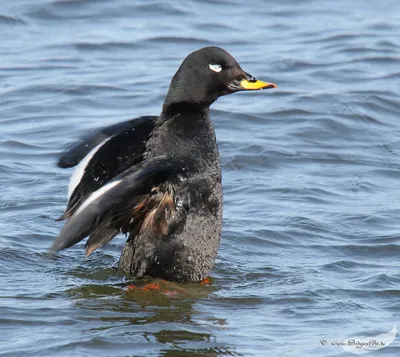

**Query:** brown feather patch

left=55, top=211, right=71, bottom=221
left=132, top=198, right=149, bottom=216
left=140, top=208, right=157, bottom=234
left=134, top=192, right=175, bottom=238
left=153, top=193, right=174, bottom=236
left=85, top=228, right=119, bottom=256
left=85, top=242, right=101, bottom=257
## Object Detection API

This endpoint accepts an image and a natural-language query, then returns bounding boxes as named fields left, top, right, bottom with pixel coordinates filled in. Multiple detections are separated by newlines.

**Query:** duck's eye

left=209, top=64, right=222, bottom=73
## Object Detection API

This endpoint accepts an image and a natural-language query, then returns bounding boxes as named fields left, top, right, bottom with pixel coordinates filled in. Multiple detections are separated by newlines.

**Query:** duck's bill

left=240, top=79, right=277, bottom=90
left=228, top=73, right=277, bottom=91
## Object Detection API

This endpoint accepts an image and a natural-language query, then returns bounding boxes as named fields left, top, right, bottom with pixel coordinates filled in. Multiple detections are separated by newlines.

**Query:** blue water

left=1, top=0, right=400, bottom=356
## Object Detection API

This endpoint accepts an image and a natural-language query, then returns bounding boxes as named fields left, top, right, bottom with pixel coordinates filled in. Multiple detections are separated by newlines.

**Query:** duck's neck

left=159, top=102, right=210, bottom=123
left=144, top=103, right=217, bottom=161
left=157, top=103, right=212, bottom=141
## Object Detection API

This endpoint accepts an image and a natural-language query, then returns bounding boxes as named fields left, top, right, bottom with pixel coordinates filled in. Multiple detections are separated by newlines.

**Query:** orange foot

left=200, top=277, right=211, bottom=285
left=126, top=280, right=184, bottom=296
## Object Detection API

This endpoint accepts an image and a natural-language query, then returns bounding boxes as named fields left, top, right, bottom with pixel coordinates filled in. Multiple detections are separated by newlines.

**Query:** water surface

left=1, top=0, right=400, bottom=356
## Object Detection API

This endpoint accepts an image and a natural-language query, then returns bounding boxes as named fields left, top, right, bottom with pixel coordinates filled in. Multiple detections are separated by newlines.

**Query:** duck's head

left=163, top=46, right=276, bottom=110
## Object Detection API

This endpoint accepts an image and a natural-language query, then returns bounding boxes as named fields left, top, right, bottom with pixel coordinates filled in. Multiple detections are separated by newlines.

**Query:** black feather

left=58, top=116, right=156, bottom=168
left=50, top=156, right=194, bottom=255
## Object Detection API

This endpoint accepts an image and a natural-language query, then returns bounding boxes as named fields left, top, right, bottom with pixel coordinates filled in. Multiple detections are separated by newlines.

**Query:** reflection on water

left=64, top=278, right=235, bottom=357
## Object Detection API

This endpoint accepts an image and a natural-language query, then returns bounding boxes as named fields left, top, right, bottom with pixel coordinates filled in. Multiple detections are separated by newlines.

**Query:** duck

left=51, top=46, right=276, bottom=282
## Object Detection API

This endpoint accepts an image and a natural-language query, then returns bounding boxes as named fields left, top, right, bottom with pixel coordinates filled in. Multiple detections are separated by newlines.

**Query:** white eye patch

left=209, top=64, right=222, bottom=73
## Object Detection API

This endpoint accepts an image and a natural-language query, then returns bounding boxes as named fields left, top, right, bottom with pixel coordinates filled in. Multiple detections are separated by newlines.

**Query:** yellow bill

left=240, top=79, right=277, bottom=90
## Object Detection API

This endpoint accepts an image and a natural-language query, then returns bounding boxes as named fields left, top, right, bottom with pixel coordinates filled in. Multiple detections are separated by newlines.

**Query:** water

left=1, top=0, right=400, bottom=356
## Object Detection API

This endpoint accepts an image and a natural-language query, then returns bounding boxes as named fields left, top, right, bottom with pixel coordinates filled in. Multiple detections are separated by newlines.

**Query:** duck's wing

left=57, top=116, right=157, bottom=220
left=58, top=116, right=157, bottom=168
left=50, top=156, right=193, bottom=256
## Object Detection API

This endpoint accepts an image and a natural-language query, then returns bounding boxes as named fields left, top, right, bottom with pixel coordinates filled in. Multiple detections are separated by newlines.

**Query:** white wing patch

left=75, top=179, right=122, bottom=216
left=67, top=138, right=111, bottom=200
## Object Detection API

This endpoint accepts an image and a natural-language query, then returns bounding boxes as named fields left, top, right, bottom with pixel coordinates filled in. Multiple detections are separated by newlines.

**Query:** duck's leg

left=118, top=239, right=135, bottom=274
